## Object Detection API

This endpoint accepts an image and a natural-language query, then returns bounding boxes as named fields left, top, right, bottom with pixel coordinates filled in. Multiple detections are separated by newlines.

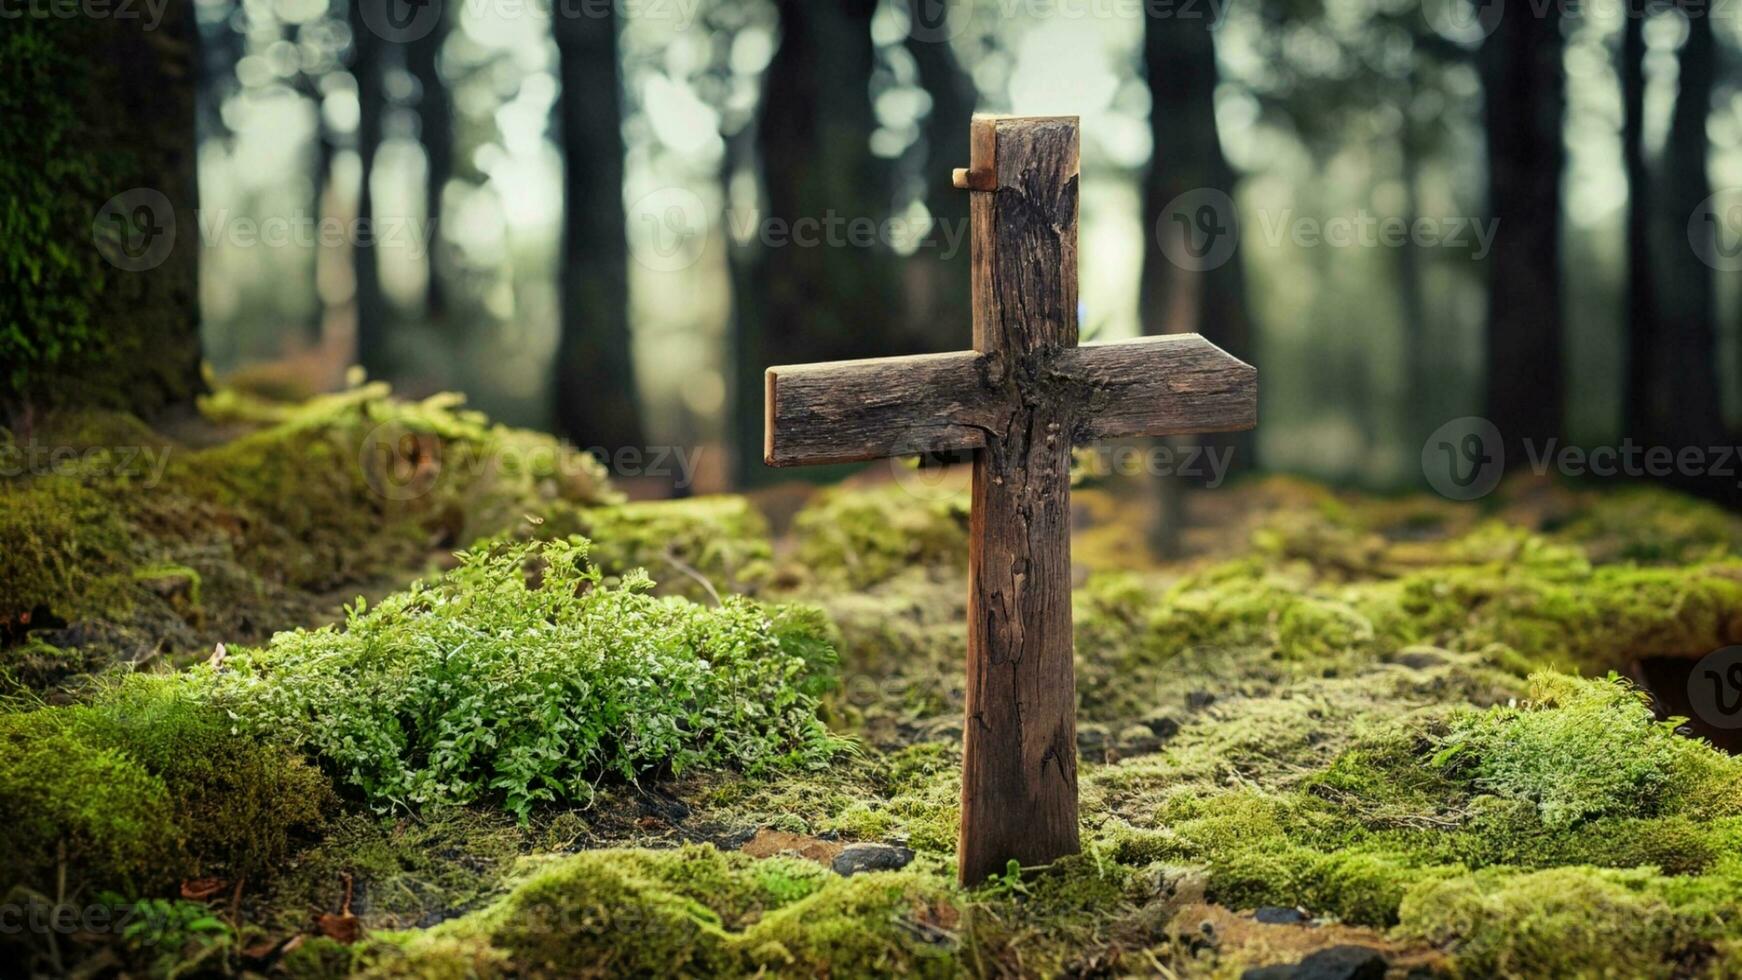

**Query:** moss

left=1096, top=672, right=1742, bottom=950
left=1381, top=559, right=1742, bottom=674
left=256, top=808, right=526, bottom=935
left=0, top=721, right=175, bottom=893
left=1073, top=532, right=1742, bottom=688
left=1, top=15, right=204, bottom=416
left=375, top=846, right=959, bottom=978
left=0, top=476, right=137, bottom=624
left=549, top=495, right=774, bottom=599
left=793, top=483, right=969, bottom=589
left=1433, top=673, right=1742, bottom=829
left=15, top=469, right=1742, bottom=975
left=0, top=677, right=330, bottom=894
left=2, top=384, right=623, bottom=690
left=1547, top=485, right=1742, bottom=565
left=1395, top=866, right=1726, bottom=979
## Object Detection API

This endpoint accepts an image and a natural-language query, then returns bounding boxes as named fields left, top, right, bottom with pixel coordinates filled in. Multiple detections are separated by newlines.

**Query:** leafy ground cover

left=7, top=400, right=1742, bottom=977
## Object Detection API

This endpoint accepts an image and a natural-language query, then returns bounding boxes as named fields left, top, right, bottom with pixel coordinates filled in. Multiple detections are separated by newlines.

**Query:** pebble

left=1241, top=945, right=1388, bottom=980
left=831, top=842, right=915, bottom=877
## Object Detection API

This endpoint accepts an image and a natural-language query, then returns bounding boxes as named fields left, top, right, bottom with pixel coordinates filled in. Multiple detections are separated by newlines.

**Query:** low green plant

left=203, top=537, right=845, bottom=818
left=113, top=895, right=234, bottom=978
left=1432, top=672, right=1740, bottom=828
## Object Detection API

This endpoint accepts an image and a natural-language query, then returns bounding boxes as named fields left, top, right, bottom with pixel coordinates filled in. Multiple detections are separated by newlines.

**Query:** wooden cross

left=764, top=115, right=1258, bottom=885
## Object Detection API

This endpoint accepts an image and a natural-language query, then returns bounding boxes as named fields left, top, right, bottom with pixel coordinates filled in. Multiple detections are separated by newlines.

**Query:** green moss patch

left=0, top=676, right=331, bottom=895
left=3, top=384, right=622, bottom=690
left=200, top=538, right=844, bottom=818
left=370, top=845, right=959, bottom=978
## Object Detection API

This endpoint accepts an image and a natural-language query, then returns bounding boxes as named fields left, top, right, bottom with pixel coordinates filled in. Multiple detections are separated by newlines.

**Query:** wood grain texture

left=757, top=113, right=1259, bottom=888
left=958, top=115, right=1083, bottom=886
left=765, top=332, right=1256, bottom=466
left=763, top=351, right=996, bottom=466
left=1056, top=334, right=1257, bottom=441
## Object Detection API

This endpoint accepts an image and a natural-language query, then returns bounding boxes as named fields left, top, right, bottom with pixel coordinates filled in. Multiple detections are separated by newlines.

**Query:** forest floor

left=7, top=383, right=1742, bottom=978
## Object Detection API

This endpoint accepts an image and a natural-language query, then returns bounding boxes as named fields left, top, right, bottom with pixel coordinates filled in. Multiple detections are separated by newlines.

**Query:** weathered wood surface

left=766, top=334, right=1253, bottom=466
left=1058, top=335, right=1257, bottom=441
left=958, top=115, right=1082, bottom=886
left=763, top=351, right=995, bottom=466
left=760, top=113, right=1258, bottom=887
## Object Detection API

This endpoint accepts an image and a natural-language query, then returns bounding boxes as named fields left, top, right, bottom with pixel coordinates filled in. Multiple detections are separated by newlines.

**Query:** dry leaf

left=180, top=877, right=226, bottom=901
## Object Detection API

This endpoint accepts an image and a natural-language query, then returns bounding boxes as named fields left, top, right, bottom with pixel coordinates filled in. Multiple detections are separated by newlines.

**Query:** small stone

left=1253, top=906, right=1308, bottom=925
left=1116, top=723, right=1163, bottom=756
left=1187, top=690, right=1218, bottom=710
left=831, top=842, right=915, bottom=877
left=1076, top=723, right=1111, bottom=759
left=1391, top=646, right=1450, bottom=670
left=1241, top=945, right=1388, bottom=980
left=1142, top=712, right=1180, bottom=739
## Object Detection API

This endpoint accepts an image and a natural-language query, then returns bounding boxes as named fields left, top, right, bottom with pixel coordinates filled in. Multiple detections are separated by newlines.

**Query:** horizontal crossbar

left=764, top=334, right=1257, bottom=467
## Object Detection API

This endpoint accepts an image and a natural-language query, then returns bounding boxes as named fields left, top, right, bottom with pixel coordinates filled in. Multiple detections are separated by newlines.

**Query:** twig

left=662, top=546, right=722, bottom=606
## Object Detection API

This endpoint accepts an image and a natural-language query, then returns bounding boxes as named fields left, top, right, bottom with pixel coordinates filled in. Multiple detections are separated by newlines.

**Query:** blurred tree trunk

left=732, top=0, right=898, bottom=485
left=348, top=0, right=389, bottom=378
left=902, top=19, right=976, bottom=351
left=1480, top=0, right=1564, bottom=466
left=287, top=47, right=334, bottom=347
left=552, top=1, right=643, bottom=454
left=406, top=14, right=451, bottom=321
left=1620, top=0, right=1659, bottom=442
left=1397, top=105, right=1428, bottom=445
left=1644, top=0, right=1728, bottom=449
left=1139, top=9, right=1253, bottom=555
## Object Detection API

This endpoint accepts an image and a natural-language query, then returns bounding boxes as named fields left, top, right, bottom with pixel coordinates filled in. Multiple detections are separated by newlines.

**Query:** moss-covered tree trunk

left=1, top=5, right=203, bottom=421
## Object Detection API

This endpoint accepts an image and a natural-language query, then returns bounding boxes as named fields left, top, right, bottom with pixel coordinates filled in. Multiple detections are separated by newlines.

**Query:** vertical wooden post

left=957, top=115, right=1082, bottom=885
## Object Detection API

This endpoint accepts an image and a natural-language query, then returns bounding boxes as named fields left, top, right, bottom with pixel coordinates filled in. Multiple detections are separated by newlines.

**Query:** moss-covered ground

left=7, top=399, right=1742, bottom=977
